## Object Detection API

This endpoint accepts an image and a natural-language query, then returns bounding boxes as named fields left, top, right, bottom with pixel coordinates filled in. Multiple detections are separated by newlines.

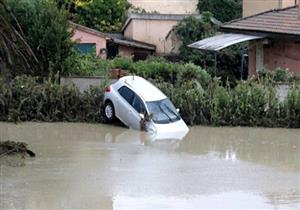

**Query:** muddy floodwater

left=0, top=123, right=299, bottom=210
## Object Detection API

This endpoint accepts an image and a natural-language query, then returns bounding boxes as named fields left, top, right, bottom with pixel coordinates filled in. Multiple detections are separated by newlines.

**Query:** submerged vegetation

left=0, top=140, right=35, bottom=158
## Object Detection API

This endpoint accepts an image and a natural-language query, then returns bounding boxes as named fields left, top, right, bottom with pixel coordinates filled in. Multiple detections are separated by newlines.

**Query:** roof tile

left=221, top=6, right=300, bottom=37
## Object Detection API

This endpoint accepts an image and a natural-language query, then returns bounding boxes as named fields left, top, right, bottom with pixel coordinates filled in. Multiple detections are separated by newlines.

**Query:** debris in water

left=0, top=141, right=35, bottom=158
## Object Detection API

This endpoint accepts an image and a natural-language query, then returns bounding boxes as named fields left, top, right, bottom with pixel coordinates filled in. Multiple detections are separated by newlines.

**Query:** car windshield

left=146, top=98, right=180, bottom=124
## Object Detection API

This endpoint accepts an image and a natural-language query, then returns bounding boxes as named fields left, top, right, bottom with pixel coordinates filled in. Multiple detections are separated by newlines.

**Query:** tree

left=174, top=13, right=218, bottom=68
left=0, top=0, right=37, bottom=80
left=77, top=0, right=130, bottom=32
left=197, top=0, right=242, bottom=23
left=6, top=0, right=73, bottom=76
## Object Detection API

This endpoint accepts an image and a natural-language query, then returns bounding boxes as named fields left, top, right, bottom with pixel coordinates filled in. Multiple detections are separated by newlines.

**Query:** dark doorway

left=107, top=42, right=119, bottom=59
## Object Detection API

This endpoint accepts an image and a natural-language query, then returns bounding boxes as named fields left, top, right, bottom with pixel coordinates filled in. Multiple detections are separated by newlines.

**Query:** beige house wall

left=243, top=0, right=298, bottom=17
left=128, top=0, right=198, bottom=14
left=124, top=19, right=181, bottom=55
left=282, top=0, right=297, bottom=7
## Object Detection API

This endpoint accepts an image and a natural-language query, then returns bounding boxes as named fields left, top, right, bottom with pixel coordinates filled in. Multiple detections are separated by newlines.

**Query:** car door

left=117, top=86, right=147, bottom=130
left=130, top=93, right=147, bottom=129
left=116, top=86, right=135, bottom=127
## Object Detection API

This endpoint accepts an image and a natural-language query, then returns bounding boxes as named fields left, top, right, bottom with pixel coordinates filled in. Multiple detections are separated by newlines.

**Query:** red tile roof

left=220, top=6, right=300, bottom=37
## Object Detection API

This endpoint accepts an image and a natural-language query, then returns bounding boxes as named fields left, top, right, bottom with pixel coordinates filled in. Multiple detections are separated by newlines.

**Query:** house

left=70, top=22, right=155, bottom=59
left=71, top=1, right=200, bottom=58
left=220, top=5, right=300, bottom=76
left=189, top=2, right=300, bottom=77
left=128, top=0, right=198, bottom=14
left=121, top=13, right=188, bottom=55
left=243, top=0, right=298, bottom=17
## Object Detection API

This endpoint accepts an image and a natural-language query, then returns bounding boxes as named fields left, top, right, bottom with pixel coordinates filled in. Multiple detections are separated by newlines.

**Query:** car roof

left=118, top=76, right=166, bottom=102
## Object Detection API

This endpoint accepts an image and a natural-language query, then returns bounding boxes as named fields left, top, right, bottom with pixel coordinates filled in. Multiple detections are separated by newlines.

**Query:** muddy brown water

left=0, top=122, right=299, bottom=210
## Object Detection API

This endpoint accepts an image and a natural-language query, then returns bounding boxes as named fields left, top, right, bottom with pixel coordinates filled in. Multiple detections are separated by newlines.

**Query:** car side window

left=132, top=95, right=146, bottom=114
left=118, top=86, right=134, bottom=104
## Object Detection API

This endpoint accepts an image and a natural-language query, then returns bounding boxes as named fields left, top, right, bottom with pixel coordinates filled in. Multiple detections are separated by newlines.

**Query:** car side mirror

left=176, top=108, right=180, bottom=113
left=139, top=113, right=145, bottom=120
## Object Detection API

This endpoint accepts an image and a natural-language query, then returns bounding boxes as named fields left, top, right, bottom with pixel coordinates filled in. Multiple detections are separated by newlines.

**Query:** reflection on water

left=178, top=126, right=300, bottom=172
left=0, top=122, right=299, bottom=210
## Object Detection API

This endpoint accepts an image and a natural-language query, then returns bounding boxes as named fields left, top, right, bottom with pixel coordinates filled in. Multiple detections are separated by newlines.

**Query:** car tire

left=103, top=101, right=115, bottom=122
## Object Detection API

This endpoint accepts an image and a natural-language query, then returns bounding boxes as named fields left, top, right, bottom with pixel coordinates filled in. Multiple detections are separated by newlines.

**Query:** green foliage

left=210, top=84, right=231, bottom=125
left=283, top=85, right=300, bottom=127
left=111, top=57, right=134, bottom=70
left=0, top=72, right=299, bottom=128
left=256, top=68, right=300, bottom=84
left=63, top=49, right=110, bottom=76
left=6, top=0, right=73, bottom=77
left=197, top=0, right=242, bottom=22
left=177, top=63, right=211, bottom=88
left=77, top=0, right=130, bottom=32
left=230, top=82, right=272, bottom=126
left=0, top=0, right=37, bottom=80
left=154, top=77, right=299, bottom=128
left=174, top=14, right=217, bottom=66
left=133, top=57, right=177, bottom=82
left=0, top=75, right=103, bottom=122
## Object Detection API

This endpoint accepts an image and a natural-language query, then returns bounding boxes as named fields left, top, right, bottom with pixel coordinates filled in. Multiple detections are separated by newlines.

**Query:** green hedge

left=0, top=76, right=103, bottom=122
left=156, top=79, right=300, bottom=128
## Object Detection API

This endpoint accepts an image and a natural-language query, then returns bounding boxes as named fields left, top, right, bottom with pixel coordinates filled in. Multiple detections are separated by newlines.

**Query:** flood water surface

left=0, top=123, right=299, bottom=210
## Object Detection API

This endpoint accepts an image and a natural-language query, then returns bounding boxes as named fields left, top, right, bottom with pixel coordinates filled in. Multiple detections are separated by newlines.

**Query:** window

left=118, top=86, right=134, bottom=104
left=132, top=95, right=146, bottom=114
left=146, top=98, right=180, bottom=124
left=74, top=43, right=96, bottom=54
left=118, top=86, right=146, bottom=114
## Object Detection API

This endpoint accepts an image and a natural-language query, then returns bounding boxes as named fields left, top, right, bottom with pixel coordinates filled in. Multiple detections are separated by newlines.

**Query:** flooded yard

left=0, top=122, right=299, bottom=210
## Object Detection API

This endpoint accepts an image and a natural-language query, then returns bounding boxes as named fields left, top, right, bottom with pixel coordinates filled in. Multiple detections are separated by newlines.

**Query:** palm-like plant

left=0, top=0, right=37, bottom=80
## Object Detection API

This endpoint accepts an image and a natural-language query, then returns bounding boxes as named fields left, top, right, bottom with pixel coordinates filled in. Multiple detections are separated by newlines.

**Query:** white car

left=103, top=76, right=189, bottom=134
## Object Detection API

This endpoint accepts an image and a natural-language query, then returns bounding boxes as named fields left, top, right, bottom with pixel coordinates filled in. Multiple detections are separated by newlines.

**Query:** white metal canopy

left=188, top=33, right=264, bottom=51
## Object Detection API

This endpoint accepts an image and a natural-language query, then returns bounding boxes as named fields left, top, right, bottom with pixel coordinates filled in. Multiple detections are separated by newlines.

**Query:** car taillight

left=105, top=85, right=111, bottom=92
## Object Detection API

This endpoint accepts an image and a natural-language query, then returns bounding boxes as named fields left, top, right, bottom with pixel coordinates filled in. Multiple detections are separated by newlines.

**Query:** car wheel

left=103, top=101, right=115, bottom=122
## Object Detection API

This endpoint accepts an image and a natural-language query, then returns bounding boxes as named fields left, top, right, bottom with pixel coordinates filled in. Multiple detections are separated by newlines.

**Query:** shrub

left=111, top=57, right=134, bottom=70
left=133, top=58, right=178, bottom=83
left=257, top=68, right=300, bottom=84
left=63, top=49, right=110, bottom=76
left=283, top=85, right=300, bottom=128
left=210, top=84, right=231, bottom=125
left=0, top=75, right=103, bottom=122
left=155, top=77, right=299, bottom=128
left=177, top=63, right=211, bottom=88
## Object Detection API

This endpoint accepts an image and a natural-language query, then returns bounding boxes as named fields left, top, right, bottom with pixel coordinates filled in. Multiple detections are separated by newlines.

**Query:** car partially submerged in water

left=103, top=76, right=189, bottom=134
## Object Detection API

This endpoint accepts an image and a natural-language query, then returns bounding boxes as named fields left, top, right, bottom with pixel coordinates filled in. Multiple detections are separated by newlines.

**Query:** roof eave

left=69, top=21, right=110, bottom=40
left=220, top=27, right=300, bottom=41
left=112, top=38, right=156, bottom=51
